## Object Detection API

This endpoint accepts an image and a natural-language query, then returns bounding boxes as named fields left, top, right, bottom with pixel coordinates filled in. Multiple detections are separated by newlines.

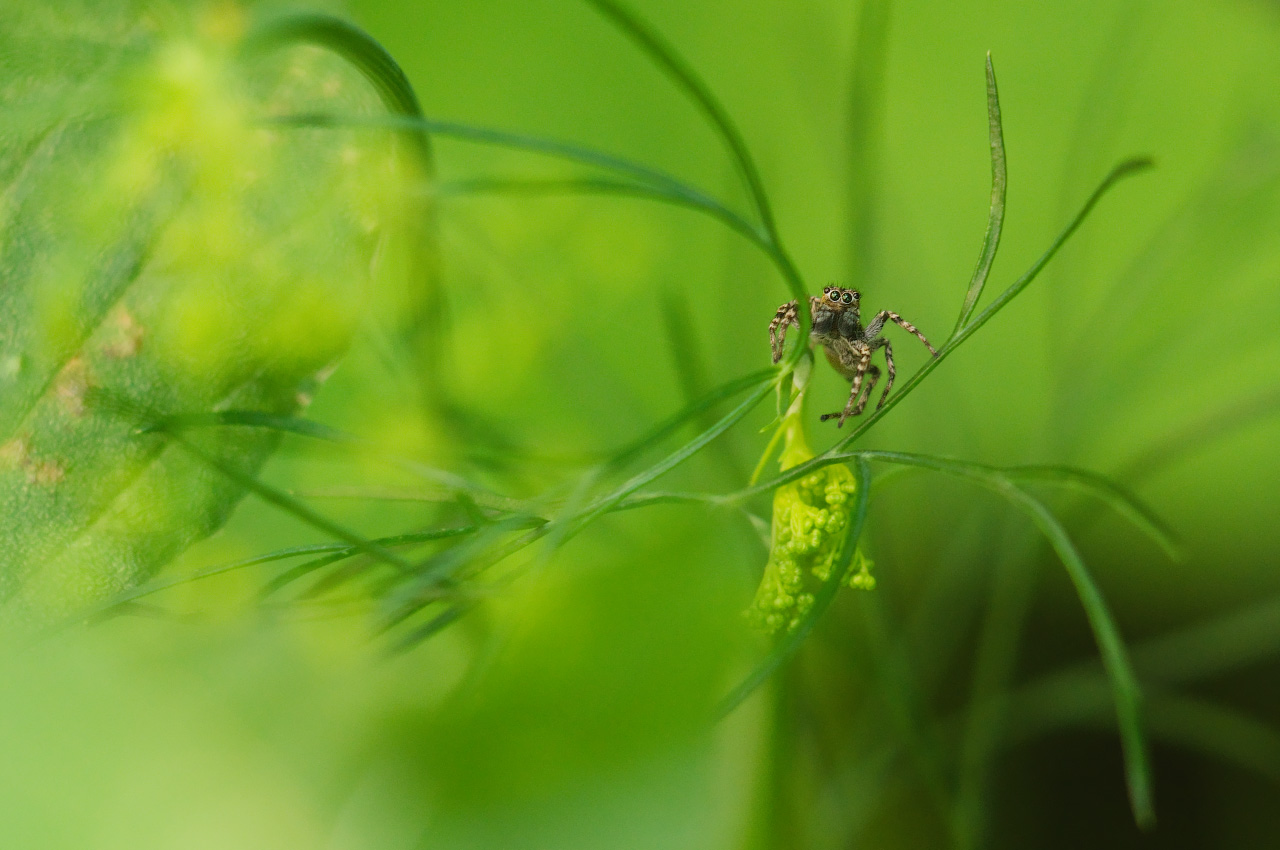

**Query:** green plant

left=0, top=1, right=415, bottom=623
left=56, top=1, right=1179, bottom=834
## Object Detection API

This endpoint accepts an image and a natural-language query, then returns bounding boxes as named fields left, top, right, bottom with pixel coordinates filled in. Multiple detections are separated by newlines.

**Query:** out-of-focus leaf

left=0, top=1, right=416, bottom=622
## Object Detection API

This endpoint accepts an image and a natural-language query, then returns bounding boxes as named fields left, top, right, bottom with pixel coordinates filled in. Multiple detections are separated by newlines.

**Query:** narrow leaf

left=953, top=52, right=1008, bottom=335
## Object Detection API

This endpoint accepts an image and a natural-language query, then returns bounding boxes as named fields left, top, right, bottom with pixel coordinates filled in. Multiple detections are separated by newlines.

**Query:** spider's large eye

left=828, top=291, right=841, bottom=303
left=841, top=291, right=854, bottom=304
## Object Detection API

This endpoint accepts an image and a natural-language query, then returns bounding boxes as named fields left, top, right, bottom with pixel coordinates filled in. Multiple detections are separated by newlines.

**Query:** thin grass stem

left=952, top=53, right=1007, bottom=335
left=826, top=449, right=1154, bottom=828
left=581, top=0, right=776, bottom=235
left=169, top=434, right=414, bottom=572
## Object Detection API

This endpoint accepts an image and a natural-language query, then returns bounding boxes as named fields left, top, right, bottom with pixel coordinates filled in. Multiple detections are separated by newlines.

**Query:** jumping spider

left=768, top=286, right=939, bottom=427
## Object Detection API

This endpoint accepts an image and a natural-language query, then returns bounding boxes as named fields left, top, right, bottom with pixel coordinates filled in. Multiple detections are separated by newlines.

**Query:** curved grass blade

left=1145, top=693, right=1280, bottom=785
left=716, top=456, right=872, bottom=719
left=577, top=0, right=813, bottom=323
left=386, top=600, right=477, bottom=656
left=142, top=410, right=358, bottom=444
left=1003, top=464, right=1181, bottom=560
left=1024, top=592, right=1280, bottom=699
left=242, top=12, right=431, bottom=164
left=1118, top=384, right=1280, bottom=485
left=268, top=112, right=761, bottom=239
left=438, top=176, right=766, bottom=245
left=952, top=53, right=1008, bottom=335
left=845, top=450, right=1154, bottom=828
left=1010, top=490, right=1153, bottom=829
left=64, top=526, right=479, bottom=632
left=847, top=451, right=1179, bottom=561
left=376, top=516, right=549, bottom=632
left=272, top=110, right=811, bottom=342
left=581, top=0, right=776, bottom=234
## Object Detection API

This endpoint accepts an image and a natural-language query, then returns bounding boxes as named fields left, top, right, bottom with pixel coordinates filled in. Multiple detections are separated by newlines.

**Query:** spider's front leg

left=768, top=300, right=799, bottom=363
left=864, top=310, right=939, bottom=357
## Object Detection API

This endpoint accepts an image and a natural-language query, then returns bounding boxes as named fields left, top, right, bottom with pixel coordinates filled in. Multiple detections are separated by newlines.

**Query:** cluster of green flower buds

left=748, top=371, right=874, bottom=634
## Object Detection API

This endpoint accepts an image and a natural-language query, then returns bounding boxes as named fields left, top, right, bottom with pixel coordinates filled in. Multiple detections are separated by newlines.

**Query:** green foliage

left=0, top=1, right=412, bottom=621
left=6, top=0, right=1280, bottom=848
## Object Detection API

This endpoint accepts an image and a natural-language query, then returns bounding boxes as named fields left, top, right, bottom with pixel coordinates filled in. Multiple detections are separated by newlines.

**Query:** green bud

left=748, top=370, right=875, bottom=634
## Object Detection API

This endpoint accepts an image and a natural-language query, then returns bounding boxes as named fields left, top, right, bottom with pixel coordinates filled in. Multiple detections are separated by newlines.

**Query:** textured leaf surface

left=0, top=1, right=411, bottom=621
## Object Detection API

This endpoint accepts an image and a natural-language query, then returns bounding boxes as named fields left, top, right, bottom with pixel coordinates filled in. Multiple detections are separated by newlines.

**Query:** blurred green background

left=5, top=0, right=1280, bottom=847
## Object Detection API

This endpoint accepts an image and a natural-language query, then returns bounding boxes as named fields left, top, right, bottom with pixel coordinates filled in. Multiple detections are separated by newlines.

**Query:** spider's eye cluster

left=823, top=287, right=860, bottom=305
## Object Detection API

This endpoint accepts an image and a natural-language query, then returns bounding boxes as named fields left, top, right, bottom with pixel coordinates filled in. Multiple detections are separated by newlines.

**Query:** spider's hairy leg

left=853, top=364, right=881, bottom=416
left=876, top=339, right=895, bottom=410
left=865, top=310, right=939, bottom=357
left=820, top=348, right=873, bottom=427
left=768, top=300, right=799, bottom=363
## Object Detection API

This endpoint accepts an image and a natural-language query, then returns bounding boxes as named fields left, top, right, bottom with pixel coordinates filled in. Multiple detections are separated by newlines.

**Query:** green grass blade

left=845, top=451, right=1180, bottom=561
left=438, top=175, right=766, bottom=245
left=1003, top=464, right=1182, bottom=560
left=952, top=53, right=1008, bottom=335
left=150, top=409, right=516, bottom=505
left=269, top=112, right=762, bottom=238
left=604, top=368, right=776, bottom=473
left=581, top=0, right=776, bottom=234
left=88, top=544, right=350, bottom=617
left=63, top=526, right=479, bottom=631
left=845, top=450, right=1154, bottom=828
left=955, top=157, right=1153, bottom=342
left=385, top=600, right=478, bottom=656
left=660, top=289, right=712, bottom=407
left=1144, top=693, right=1280, bottom=785
left=242, top=12, right=430, bottom=163
left=260, top=552, right=353, bottom=598
left=143, top=410, right=359, bottom=444
left=715, top=456, right=872, bottom=719
left=1117, top=384, right=1280, bottom=485
left=270, top=110, right=811, bottom=341
left=575, top=0, right=812, bottom=343
left=170, top=434, right=414, bottom=572
left=570, top=380, right=775, bottom=537
left=1014, top=492, right=1154, bottom=829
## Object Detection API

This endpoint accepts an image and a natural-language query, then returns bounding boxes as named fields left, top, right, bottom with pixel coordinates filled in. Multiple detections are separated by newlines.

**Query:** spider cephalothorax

left=768, top=287, right=938, bottom=427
